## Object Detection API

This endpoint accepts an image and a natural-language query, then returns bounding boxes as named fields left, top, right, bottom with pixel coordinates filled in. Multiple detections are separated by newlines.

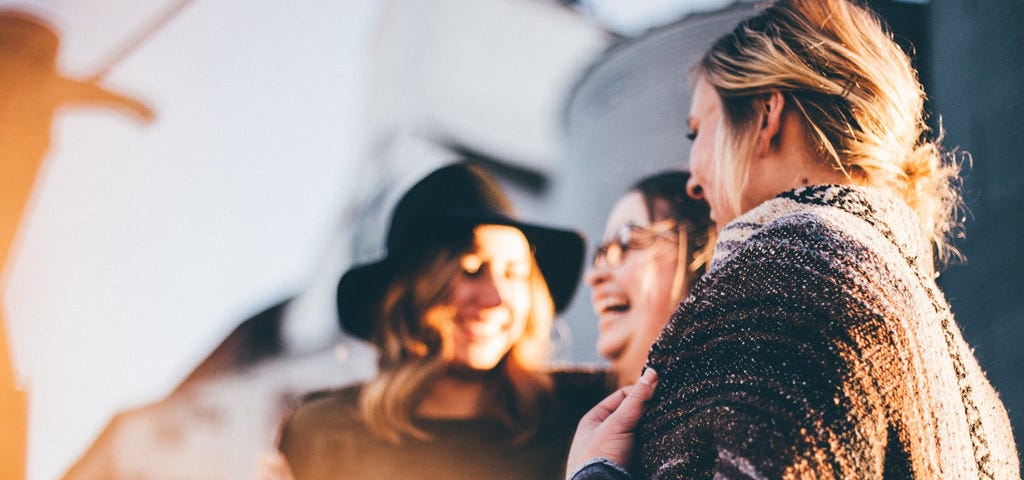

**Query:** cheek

left=632, top=255, right=680, bottom=318
left=687, top=149, right=703, bottom=180
left=689, top=136, right=710, bottom=172
left=505, top=285, right=533, bottom=329
left=447, top=280, right=471, bottom=309
left=613, top=262, right=643, bottom=297
left=689, top=154, right=717, bottom=202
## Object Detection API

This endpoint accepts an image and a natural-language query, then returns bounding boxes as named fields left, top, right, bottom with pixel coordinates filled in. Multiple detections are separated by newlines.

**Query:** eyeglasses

left=592, top=221, right=680, bottom=269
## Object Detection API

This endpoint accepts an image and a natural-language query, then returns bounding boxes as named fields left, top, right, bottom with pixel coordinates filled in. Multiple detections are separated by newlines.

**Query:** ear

left=756, top=91, right=785, bottom=157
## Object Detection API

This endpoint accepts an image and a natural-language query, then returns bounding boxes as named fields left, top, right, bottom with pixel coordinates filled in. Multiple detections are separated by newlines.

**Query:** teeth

left=594, top=297, right=630, bottom=314
left=460, top=319, right=504, bottom=337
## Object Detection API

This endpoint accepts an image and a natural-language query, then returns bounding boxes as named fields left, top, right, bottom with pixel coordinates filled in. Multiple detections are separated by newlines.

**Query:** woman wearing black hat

left=272, top=163, right=611, bottom=480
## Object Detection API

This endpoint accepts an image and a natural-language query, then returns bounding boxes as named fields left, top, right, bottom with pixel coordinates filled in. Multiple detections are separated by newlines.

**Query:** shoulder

left=712, top=186, right=917, bottom=281
left=299, top=382, right=362, bottom=405
left=281, top=383, right=365, bottom=441
left=278, top=383, right=381, bottom=477
left=663, top=203, right=892, bottom=353
left=723, top=207, right=857, bottom=264
left=705, top=200, right=894, bottom=307
left=649, top=196, right=896, bottom=382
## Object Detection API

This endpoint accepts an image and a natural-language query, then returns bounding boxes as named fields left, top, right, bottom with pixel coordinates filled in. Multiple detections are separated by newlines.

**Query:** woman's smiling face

left=586, top=192, right=685, bottom=385
left=428, top=224, right=534, bottom=372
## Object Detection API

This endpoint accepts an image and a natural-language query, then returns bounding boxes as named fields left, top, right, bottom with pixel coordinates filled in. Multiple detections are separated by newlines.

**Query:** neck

left=415, top=370, right=491, bottom=419
left=742, top=111, right=856, bottom=212
left=788, top=163, right=854, bottom=190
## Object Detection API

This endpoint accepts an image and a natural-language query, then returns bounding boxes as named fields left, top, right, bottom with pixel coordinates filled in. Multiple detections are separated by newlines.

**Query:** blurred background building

left=0, top=0, right=1020, bottom=478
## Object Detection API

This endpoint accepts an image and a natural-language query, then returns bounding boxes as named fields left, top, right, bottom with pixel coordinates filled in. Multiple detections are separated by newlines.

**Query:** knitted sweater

left=639, top=185, right=1018, bottom=479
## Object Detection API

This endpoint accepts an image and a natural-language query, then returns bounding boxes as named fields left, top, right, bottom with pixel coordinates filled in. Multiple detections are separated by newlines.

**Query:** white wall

left=2, top=1, right=383, bottom=478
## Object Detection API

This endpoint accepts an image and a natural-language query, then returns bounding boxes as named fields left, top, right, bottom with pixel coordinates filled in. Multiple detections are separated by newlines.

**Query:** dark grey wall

left=556, top=4, right=760, bottom=363
left=926, top=0, right=1024, bottom=463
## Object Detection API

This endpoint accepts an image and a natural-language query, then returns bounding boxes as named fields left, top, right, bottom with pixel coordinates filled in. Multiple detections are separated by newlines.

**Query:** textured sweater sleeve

left=569, top=458, right=633, bottom=480
left=638, top=219, right=895, bottom=479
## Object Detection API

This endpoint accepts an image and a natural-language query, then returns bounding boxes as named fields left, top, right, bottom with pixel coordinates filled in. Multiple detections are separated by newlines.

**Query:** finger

left=629, top=368, right=658, bottom=401
left=607, top=368, right=658, bottom=428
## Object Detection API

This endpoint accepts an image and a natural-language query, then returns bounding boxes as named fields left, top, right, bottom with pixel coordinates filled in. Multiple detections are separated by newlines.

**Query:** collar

left=711, top=185, right=931, bottom=275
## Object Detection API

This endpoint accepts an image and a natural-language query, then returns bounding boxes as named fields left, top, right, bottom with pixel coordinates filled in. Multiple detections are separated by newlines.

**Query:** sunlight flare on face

left=686, top=77, right=741, bottom=228
left=429, top=224, right=534, bottom=372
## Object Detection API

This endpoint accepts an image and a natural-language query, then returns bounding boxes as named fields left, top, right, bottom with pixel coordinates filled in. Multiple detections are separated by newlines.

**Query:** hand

left=566, top=368, right=658, bottom=479
left=254, top=450, right=296, bottom=480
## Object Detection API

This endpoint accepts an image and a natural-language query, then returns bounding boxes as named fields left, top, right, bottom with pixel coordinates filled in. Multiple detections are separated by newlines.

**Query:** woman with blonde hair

left=276, top=163, right=610, bottom=480
left=567, top=0, right=1018, bottom=478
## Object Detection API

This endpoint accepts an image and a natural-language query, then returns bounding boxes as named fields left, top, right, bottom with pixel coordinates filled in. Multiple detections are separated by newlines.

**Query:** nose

left=585, top=264, right=610, bottom=289
left=686, top=177, right=704, bottom=201
left=472, top=270, right=504, bottom=310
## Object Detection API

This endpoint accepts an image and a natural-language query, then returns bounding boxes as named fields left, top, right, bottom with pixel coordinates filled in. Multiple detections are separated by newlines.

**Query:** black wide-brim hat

left=337, top=163, right=585, bottom=341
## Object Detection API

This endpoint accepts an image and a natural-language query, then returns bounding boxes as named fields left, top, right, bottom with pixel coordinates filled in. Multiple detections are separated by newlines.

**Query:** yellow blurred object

left=1, top=9, right=156, bottom=480
left=1, top=317, right=27, bottom=480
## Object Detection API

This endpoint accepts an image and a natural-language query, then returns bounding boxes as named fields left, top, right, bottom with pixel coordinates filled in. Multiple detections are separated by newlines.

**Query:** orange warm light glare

left=2, top=7, right=155, bottom=476
left=1, top=324, right=28, bottom=480
left=0, top=120, right=38, bottom=480
left=0, top=89, right=51, bottom=480
left=2, top=29, right=70, bottom=480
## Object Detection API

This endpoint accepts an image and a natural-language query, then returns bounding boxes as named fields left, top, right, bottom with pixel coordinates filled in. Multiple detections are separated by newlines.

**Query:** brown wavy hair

left=631, top=170, right=716, bottom=300
left=359, top=236, right=555, bottom=444
left=695, top=0, right=963, bottom=266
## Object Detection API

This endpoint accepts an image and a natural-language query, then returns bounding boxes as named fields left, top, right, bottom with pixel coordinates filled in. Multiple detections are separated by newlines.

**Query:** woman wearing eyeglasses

left=586, top=171, right=714, bottom=387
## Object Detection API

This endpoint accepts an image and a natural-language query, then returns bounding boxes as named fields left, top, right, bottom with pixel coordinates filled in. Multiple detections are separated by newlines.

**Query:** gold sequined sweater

left=639, top=185, right=1019, bottom=479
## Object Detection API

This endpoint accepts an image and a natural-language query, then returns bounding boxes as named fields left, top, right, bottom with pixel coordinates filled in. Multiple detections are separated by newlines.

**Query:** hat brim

left=337, top=212, right=584, bottom=341
left=336, top=259, right=396, bottom=341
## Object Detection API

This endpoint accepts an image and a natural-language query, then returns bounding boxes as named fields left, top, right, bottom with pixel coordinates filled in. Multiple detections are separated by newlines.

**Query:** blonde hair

left=359, top=240, right=555, bottom=444
left=696, top=0, right=962, bottom=265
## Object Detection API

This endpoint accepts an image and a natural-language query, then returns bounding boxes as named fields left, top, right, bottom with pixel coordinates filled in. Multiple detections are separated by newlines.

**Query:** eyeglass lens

left=592, top=222, right=677, bottom=269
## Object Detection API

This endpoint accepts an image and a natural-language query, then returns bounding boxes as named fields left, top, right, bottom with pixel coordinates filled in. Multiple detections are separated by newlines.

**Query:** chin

left=456, top=349, right=508, bottom=372
left=595, top=342, right=616, bottom=361
left=596, top=327, right=632, bottom=359
left=596, top=343, right=627, bottom=368
left=463, top=360, right=501, bottom=371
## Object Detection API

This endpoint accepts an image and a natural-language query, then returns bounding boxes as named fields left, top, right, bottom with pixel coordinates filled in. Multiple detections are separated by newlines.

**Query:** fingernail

left=640, top=368, right=658, bottom=385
